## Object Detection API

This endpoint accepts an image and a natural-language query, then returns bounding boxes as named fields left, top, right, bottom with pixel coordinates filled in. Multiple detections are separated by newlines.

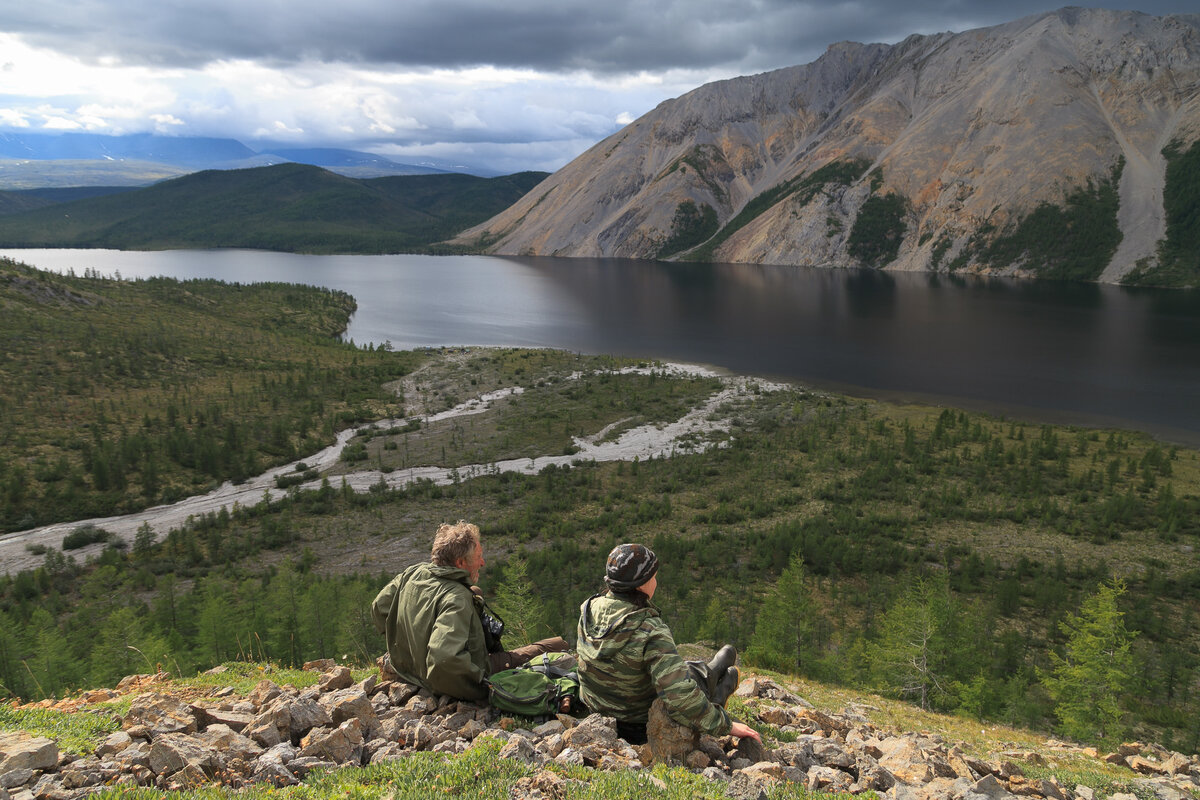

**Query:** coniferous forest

left=1, top=259, right=1198, bottom=755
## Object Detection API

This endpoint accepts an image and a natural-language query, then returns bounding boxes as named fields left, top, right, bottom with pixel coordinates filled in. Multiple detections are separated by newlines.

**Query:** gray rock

left=122, top=693, right=197, bottom=736
left=287, top=692, right=334, bottom=740
left=196, top=725, right=263, bottom=762
left=808, top=765, right=854, bottom=792
left=1130, top=778, right=1195, bottom=800
left=772, top=741, right=813, bottom=770
left=368, top=743, right=410, bottom=763
left=532, top=720, right=566, bottom=738
left=193, top=706, right=254, bottom=732
left=561, top=714, right=619, bottom=750
left=287, top=757, right=337, bottom=778
left=319, top=689, right=379, bottom=738
left=94, top=731, right=133, bottom=759
left=704, top=766, right=730, bottom=781
left=855, top=756, right=898, bottom=792
left=725, top=771, right=771, bottom=800
left=387, top=682, right=421, bottom=707
left=0, top=733, right=59, bottom=773
left=113, top=742, right=151, bottom=770
left=298, top=719, right=365, bottom=765
left=554, top=747, right=586, bottom=766
left=59, top=764, right=103, bottom=790
left=251, top=759, right=298, bottom=787
left=497, top=737, right=546, bottom=766
left=248, top=680, right=283, bottom=709
left=318, top=667, right=353, bottom=692
left=537, top=733, right=565, bottom=759
left=811, top=739, right=855, bottom=769
left=29, top=775, right=66, bottom=800
left=259, top=742, right=299, bottom=766
left=0, top=769, right=32, bottom=790
left=147, top=733, right=221, bottom=777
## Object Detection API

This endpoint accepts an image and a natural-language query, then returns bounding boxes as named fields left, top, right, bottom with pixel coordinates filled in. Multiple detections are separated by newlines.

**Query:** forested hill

left=0, top=163, right=548, bottom=253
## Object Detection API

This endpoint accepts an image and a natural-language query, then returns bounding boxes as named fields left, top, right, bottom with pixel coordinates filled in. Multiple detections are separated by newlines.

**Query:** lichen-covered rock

left=645, top=699, right=698, bottom=766
left=561, top=714, right=619, bottom=750
left=497, top=736, right=545, bottom=766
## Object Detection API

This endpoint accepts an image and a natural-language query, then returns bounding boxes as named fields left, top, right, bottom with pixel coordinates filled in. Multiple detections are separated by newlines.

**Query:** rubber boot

left=711, top=665, right=739, bottom=707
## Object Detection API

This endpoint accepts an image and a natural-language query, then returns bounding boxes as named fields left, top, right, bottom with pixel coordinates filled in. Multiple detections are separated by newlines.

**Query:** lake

left=4, top=248, right=1200, bottom=446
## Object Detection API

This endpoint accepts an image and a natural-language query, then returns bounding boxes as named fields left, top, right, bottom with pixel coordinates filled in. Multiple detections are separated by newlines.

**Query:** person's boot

left=705, top=645, right=737, bottom=695
left=711, top=665, right=739, bottom=707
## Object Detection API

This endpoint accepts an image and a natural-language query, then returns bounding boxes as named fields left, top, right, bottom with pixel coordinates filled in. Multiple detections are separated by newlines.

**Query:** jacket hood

left=578, top=592, right=657, bottom=656
left=423, top=562, right=471, bottom=583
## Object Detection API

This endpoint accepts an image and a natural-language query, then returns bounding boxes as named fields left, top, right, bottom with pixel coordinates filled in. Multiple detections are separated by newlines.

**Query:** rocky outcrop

left=454, top=8, right=1200, bottom=283
left=3, top=668, right=1199, bottom=799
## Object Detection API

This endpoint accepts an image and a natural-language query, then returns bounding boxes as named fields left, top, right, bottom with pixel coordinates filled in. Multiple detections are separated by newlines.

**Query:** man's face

left=457, top=541, right=485, bottom=584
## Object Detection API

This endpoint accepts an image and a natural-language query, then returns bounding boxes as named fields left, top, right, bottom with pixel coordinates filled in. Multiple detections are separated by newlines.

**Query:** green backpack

left=487, top=652, right=581, bottom=717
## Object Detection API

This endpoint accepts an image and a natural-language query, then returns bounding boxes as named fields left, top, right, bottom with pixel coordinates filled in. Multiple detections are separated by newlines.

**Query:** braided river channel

left=5, top=248, right=1200, bottom=446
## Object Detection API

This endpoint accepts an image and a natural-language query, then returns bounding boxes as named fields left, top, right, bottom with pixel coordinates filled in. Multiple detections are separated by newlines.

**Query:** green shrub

left=848, top=193, right=909, bottom=266
left=61, top=524, right=112, bottom=550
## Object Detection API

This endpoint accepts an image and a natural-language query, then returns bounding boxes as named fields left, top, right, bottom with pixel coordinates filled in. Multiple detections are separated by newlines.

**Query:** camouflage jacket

left=575, top=592, right=731, bottom=736
left=371, top=562, right=489, bottom=701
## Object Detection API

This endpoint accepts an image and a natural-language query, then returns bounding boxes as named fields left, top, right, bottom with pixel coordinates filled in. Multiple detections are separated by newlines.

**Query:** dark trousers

left=487, top=636, right=570, bottom=674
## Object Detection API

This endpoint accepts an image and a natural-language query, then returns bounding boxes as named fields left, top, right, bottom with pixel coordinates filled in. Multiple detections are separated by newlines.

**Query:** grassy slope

left=0, top=164, right=548, bottom=253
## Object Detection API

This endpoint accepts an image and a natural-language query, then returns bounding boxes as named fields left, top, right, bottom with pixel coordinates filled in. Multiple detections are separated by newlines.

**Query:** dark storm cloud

left=7, top=0, right=1198, bottom=74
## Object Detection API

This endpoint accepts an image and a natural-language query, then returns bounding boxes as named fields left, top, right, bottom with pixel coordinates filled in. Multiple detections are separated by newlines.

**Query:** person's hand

left=730, top=721, right=761, bottom=742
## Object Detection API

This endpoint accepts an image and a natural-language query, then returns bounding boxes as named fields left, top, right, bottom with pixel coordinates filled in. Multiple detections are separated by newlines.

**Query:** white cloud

left=43, top=116, right=81, bottom=130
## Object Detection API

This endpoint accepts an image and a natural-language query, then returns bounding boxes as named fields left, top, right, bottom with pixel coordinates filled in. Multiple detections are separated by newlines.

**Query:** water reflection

left=3, top=249, right=1198, bottom=444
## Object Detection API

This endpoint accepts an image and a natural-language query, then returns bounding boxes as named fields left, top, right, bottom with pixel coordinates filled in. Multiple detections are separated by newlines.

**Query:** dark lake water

left=4, top=248, right=1199, bottom=445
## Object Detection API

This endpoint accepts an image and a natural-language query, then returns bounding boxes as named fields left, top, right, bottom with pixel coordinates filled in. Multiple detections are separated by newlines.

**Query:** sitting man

left=371, top=520, right=567, bottom=701
left=576, top=543, right=760, bottom=745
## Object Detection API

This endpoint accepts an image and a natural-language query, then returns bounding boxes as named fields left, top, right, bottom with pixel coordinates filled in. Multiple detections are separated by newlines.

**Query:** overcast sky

left=0, top=1, right=1196, bottom=174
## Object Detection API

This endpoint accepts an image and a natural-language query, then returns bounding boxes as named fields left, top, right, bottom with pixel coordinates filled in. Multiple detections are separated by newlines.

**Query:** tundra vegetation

left=1, top=260, right=1199, bottom=759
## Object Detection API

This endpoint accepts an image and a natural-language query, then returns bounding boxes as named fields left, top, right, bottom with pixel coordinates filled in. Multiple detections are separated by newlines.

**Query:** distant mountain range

left=0, top=132, right=479, bottom=190
left=455, top=8, right=1200, bottom=287
left=0, top=163, right=549, bottom=253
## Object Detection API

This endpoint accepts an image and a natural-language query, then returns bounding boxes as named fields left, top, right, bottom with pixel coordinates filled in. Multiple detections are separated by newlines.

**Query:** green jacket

left=576, top=592, right=731, bottom=736
left=371, top=562, right=489, bottom=701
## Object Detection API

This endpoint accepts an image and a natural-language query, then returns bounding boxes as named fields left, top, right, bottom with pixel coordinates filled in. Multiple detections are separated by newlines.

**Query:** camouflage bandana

left=604, top=543, right=659, bottom=591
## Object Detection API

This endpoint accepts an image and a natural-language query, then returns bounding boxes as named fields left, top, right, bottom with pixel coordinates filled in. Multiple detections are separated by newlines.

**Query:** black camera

left=481, top=610, right=505, bottom=653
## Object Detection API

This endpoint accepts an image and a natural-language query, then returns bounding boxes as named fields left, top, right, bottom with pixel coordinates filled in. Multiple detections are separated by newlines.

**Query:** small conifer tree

left=746, top=552, right=814, bottom=674
left=492, top=557, right=547, bottom=648
left=1041, top=578, right=1136, bottom=746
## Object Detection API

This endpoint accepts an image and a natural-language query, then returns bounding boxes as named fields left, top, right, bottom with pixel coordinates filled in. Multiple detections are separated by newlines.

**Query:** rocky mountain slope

left=2, top=662, right=1198, bottom=799
left=454, top=8, right=1200, bottom=284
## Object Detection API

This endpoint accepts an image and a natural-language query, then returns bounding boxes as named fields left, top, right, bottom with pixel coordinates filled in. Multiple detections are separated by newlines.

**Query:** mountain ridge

left=0, top=164, right=549, bottom=253
left=454, top=8, right=1200, bottom=285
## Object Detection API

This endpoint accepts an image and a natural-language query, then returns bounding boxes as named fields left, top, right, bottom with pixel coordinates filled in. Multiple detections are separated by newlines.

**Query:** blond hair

left=431, top=520, right=481, bottom=566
